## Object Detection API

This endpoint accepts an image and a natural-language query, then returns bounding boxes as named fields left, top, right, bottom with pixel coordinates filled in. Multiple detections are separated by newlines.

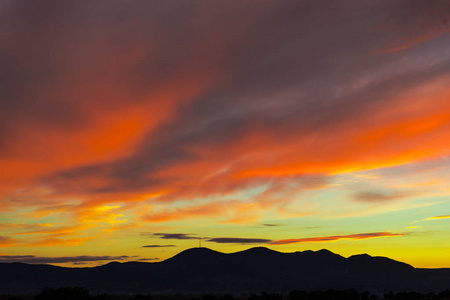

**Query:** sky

left=0, top=0, right=450, bottom=268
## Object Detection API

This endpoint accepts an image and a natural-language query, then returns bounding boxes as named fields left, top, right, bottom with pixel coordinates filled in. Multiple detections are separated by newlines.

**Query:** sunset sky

left=1, top=0, right=450, bottom=268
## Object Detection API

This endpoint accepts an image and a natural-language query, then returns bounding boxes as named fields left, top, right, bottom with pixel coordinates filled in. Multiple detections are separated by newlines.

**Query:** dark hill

left=165, top=247, right=226, bottom=265
left=0, top=247, right=449, bottom=294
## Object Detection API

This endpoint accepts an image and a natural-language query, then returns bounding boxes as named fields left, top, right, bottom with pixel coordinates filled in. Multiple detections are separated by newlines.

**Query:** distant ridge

left=0, top=247, right=449, bottom=294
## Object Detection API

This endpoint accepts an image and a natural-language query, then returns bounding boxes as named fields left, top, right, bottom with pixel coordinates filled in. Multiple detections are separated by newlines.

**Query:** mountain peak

left=238, top=246, right=280, bottom=254
left=316, top=249, right=335, bottom=254
left=180, top=246, right=216, bottom=253
left=348, top=253, right=371, bottom=259
left=165, top=247, right=223, bottom=263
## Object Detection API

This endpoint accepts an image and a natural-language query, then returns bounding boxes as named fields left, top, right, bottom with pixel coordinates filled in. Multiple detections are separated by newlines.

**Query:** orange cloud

left=0, top=236, right=18, bottom=247
left=23, top=237, right=93, bottom=247
left=238, top=82, right=450, bottom=179
left=423, top=215, right=450, bottom=221
left=16, top=77, right=448, bottom=223
left=270, top=232, right=404, bottom=245
left=14, top=224, right=90, bottom=237
left=102, top=223, right=140, bottom=233
left=4, top=76, right=448, bottom=228
left=0, top=83, right=210, bottom=191
left=0, top=28, right=222, bottom=200
left=79, top=205, right=127, bottom=225
left=0, top=223, right=54, bottom=232
left=142, top=200, right=261, bottom=224
left=22, top=204, right=77, bottom=219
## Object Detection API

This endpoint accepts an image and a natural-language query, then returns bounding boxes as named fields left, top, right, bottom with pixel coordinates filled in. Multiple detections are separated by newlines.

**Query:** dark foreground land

left=1, top=287, right=450, bottom=300
left=1, top=248, right=450, bottom=296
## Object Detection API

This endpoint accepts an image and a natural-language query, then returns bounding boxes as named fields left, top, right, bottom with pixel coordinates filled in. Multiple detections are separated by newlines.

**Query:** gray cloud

left=136, top=258, right=160, bottom=261
left=207, top=238, right=272, bottom=244
left=353, top=190, right=409, bottom=203
left=142, top=245, right=176, bottom=248
left=153, top=233, right=198, bottom=240
left=151, top=233, right=272, bottom=244
left=0, top=255, right=133, bottom=264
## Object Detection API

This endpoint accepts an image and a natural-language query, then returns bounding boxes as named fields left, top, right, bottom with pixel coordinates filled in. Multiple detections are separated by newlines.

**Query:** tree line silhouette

left=1, top=287, right=450, bottom=300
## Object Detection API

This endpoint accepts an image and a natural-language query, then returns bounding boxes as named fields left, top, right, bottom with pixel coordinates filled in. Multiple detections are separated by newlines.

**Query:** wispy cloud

left=142, top=245, right=176, bottom=248
left=353, top=190, right=409, bottom=203
left=423, top=215, right=450, bottom=221
left=0, top=236, right=17, bottom=247
left=207, top=238, right=272, bottom=244
left=0, top=255, right=134, bottom=264
left=142, top=200, right=262, bottom=224
left=14, top=224, right=90, bottom=236
left=23, top=237, right=94, bottom=247
left=270, top=232, right=404, bottom=245
left=405, top=226, right=422, bottom=229
left=151, top=233, right=272, bottom=244
left=153, top=233, right=198, bottom=240
left=79, top=205, right=127, bottom=225
left=136, top=258, right=160, bottom=261
left=0, top=223, right=54, bottom=232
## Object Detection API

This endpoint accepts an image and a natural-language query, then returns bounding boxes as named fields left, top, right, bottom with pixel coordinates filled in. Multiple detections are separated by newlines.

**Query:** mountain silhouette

left=0, top=247, right=449, bottom=294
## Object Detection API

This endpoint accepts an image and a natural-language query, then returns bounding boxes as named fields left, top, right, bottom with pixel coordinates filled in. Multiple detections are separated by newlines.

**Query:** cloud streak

left=423, top=215, right=450, bottom=221
left=353, top=190, right=409, bottom=203
left=0, top=236, right=17, bottom=247
left=142, top=245, right=176, bottom=248
left=206, top=238, right=272, bottom=244
left=270, top=232, right=404, bottom=245
left=0, top=255, right=133, bottom=264
left=142, top=200, right=262, bottom=224
left=153, top=233, right=198, bottom=240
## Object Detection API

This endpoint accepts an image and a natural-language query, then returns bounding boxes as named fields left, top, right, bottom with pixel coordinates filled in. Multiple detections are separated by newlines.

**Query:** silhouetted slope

left=0, top=263, right=68, bottom=292
left=1, top=247, right=449, bottom=294
left=164, top=247, right=226, bottom=267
